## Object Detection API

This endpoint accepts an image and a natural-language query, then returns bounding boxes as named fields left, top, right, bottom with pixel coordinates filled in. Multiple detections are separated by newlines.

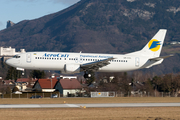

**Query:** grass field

left=0, top=97, right=180, bottom=104
left=1, top=107, right=180, bottom=120
left=0, top=97, right=180, bottom=120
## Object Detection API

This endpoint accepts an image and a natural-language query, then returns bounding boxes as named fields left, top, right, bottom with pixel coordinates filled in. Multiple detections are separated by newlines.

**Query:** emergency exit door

left=135, top=57, right=139, bottom=67
left=26, top=53, right=31, bottom=63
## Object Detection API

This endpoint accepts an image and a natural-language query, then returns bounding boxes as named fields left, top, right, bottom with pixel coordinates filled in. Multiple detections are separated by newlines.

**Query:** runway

left=0, top=103, right=180, bottom=108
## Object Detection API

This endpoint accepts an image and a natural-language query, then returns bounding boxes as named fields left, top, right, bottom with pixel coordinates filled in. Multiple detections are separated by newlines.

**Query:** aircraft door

left=135, top=57, right=139, bottom=67
left=26, top=53, right=31, bottom=63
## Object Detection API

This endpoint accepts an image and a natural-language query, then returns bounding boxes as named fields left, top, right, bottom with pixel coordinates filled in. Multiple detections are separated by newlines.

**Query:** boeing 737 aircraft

left=6, top=29, right=172, bottom=78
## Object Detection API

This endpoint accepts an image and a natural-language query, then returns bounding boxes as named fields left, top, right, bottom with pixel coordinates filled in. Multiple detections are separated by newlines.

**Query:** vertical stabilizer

left=141, top=29, right=167, bottom=57
left=126, top=29, right=167, bottom=58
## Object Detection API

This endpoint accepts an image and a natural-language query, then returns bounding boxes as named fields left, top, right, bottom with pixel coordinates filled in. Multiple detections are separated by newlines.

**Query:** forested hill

left=0, top=0, right=180, bottom=74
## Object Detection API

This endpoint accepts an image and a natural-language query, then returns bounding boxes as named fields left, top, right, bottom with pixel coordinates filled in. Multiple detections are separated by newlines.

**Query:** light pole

left=21, top=71, right=24, bottom=92
left=51, top=75, right=55, bottom=98
left=51, top=78, right=52, bottom=97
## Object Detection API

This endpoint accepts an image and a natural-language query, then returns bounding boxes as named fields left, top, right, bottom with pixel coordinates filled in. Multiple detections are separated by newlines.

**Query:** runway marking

left=66, top=104, right=79, bottom=107
left=0, top=103, right=180, bottom=109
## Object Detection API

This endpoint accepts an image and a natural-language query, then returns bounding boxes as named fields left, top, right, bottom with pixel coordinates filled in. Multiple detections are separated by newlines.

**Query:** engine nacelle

left=64, top=64, right=80, bottom=73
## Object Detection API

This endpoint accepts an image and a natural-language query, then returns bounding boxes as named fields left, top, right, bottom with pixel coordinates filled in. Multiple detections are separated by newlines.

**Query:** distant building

left=32, top=77, right=83, bottom=97
left=60, top=75, right=77, bottom=79
left=55, top=78, right=82, bottom=97
left=3, top=80, right=15, bottom=85
left=33, top=78, right=58, bottom=92
left=16, top=78, right=37, bottom=87
left=6, top=20, right=15, bottom=28
left=0, top=80, right=15, bottom=94
left=15, top=82, right=28, bottom=92
left=170, top=41, right=180, bottom=45
left=0, top=46, right=26, bottom=61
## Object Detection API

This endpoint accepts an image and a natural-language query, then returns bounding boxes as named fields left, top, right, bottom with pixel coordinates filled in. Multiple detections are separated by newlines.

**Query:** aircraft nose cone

left=5, top=59, right=11, bottom=66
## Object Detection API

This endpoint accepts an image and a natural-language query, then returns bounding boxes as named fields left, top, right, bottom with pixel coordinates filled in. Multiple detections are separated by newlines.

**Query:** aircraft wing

left=80, top=57, right=114, bottom=71
left=149, top=54, right=174, bottom=61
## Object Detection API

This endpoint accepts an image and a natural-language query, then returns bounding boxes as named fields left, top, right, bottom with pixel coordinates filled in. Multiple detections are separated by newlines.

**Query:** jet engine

left=64, top=64, right=80, bottom=73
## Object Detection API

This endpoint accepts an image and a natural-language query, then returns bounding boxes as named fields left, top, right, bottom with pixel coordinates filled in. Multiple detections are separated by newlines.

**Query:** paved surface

left=0, top=103, right=180, bottom=108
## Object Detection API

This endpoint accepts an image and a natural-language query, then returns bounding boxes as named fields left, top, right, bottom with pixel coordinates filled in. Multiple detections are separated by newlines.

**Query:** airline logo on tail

left=148, top=39, right=161, bottom=52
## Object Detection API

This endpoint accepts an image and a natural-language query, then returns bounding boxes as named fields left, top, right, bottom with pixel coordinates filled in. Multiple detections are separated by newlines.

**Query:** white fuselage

left=6, top=52, right=150, bottom=73
left=5, top=29, right=168, bottom=73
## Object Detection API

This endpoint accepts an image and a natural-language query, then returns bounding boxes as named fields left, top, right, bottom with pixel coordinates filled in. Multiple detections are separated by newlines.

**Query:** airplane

left=6, top=29, right=172, bottom=78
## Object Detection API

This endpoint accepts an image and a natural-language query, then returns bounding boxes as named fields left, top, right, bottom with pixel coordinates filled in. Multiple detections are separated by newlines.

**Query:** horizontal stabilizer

left=149, top=54, right=174, bottom=61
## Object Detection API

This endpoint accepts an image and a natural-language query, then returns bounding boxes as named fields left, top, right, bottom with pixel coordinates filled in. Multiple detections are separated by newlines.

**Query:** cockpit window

left=13, top=55, right=20, bottom=58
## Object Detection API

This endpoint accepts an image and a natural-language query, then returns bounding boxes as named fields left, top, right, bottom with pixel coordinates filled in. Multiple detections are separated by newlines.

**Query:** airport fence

left=0, top=91, right=61, bottom=99
left=0, top=91, right=179, bottom=98
left=91, top=92, right=115, bottom=97
left=115, top=91, right=180, bottom=97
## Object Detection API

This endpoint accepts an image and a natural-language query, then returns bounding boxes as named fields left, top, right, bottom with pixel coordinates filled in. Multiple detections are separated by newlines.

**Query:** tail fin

left=126, top=29, right=167, bottom=58
left=141, top=29, right=167, bottom=57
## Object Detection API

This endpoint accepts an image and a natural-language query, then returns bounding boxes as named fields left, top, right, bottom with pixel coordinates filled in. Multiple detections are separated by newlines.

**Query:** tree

left=5, top=86, right=11, bottom=94
left=173, top=73, right=180, bottom=93
left=152, top=76, right=162, bottom=91
left=12, top=87, right=19, bottom=92
left=119, top=72, right=131, bottom=96
left=144, top=78, right=154, bottom=93
left=5, top=67, right=21, bottom=80
left=30, top=70, right=46, bottom=79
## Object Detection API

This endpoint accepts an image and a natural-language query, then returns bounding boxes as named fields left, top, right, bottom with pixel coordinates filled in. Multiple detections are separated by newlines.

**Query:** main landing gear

left=84, top=71, right=91, bottom=79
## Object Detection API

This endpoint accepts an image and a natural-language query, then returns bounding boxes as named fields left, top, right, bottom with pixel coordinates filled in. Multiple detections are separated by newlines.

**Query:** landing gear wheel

left=83, top=71, right=91, bottom=79
left=84, top=73, right=88, bottom=78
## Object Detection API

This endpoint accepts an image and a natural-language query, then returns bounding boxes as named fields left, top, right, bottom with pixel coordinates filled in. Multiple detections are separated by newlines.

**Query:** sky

left=0, top=0, right=80, bottom=31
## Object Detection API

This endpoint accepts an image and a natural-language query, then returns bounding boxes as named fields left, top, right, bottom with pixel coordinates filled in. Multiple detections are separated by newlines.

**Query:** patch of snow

left=127, top=0, right=135, bottom=2
left=144, top=3, right=155, bottom=8
left=123, top=9, right=155, bottom=20
left=167, top=7, right=180, bottom=14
